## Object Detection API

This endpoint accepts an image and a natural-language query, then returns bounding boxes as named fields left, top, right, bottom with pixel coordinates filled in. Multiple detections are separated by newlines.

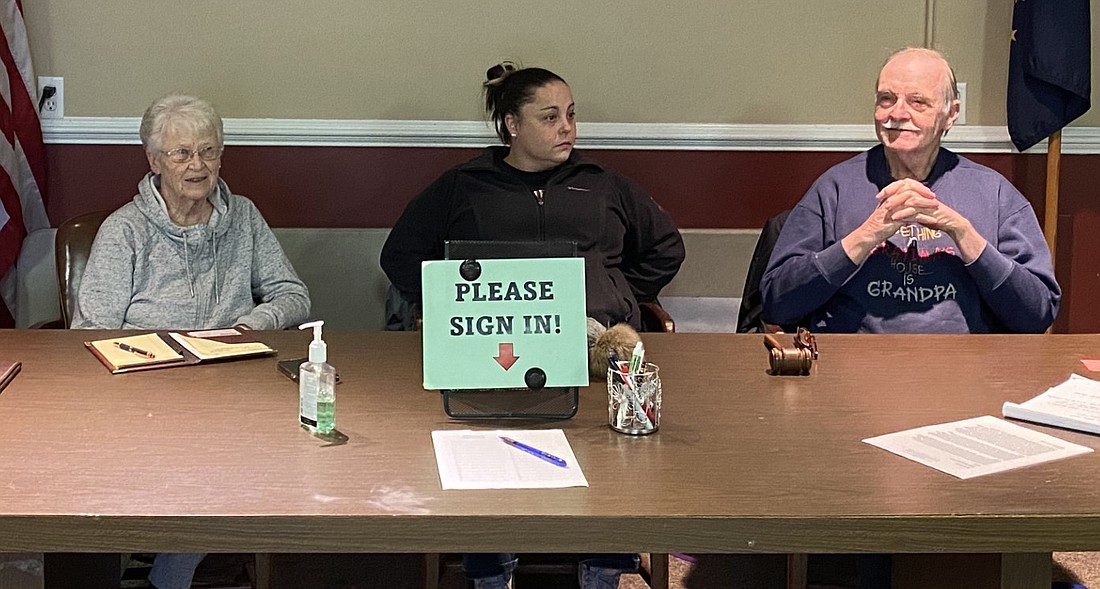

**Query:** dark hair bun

left=484, top=61, right=518, bottom=86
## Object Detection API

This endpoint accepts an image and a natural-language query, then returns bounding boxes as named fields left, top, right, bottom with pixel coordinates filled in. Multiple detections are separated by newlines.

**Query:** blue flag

left=1007, top=0, right=1091, bottom=151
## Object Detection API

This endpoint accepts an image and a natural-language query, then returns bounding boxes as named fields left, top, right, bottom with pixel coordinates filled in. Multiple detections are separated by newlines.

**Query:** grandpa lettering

left=866, top=280, right=957, bottom=302
left=455, top=281, right=554, bottom=302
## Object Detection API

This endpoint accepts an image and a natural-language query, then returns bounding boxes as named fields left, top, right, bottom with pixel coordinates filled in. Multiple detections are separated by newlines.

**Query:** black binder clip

left=763, top=328, right=818, bottom=376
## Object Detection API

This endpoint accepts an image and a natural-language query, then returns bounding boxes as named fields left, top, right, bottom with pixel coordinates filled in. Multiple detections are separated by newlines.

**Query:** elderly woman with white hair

left=72, top=93, right=309, bottom=331
left=71, top=94, right=310, bottom=589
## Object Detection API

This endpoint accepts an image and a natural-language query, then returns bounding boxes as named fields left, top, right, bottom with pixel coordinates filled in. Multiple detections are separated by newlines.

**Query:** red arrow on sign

left=494, top=343, right=519, bottom=370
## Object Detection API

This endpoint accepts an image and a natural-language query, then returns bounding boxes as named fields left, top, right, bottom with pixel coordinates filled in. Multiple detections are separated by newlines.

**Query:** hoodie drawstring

left=181, top=227, right=222, bottom=306
left=211, top=230, right=220, bottom=304
left=182, top=231, right=195, bottom=297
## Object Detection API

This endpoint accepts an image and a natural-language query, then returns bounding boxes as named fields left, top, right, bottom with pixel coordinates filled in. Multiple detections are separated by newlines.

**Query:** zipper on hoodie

left=532, top=189, right=546, bottom=241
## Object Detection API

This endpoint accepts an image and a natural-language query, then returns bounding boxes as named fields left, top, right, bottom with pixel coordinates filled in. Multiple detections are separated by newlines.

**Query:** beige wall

left=23, top=0, right=1100, bottom=126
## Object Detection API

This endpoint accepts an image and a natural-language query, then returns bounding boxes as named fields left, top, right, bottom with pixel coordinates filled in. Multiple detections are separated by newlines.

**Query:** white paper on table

left=863, top=415, right=1093, bottom=480
left=1003, top=374, right=1100, bottom=435
left=431, top=429, right=589, bottom=490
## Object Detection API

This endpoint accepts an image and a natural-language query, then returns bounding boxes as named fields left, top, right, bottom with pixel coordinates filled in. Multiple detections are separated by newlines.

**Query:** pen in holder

left=607, top=362, right=661, bottom=435
left=763, top=328, right=819, bottom=376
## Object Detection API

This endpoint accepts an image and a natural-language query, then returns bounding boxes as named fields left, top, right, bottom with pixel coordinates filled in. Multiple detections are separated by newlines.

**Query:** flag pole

left=1043, top=129, right=1062, bottom=267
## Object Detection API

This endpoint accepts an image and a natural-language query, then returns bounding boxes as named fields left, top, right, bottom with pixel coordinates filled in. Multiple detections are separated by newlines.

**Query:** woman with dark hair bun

left=381, top=62, right=683, bottom=589
left=382, top=61, right=684, bottom=332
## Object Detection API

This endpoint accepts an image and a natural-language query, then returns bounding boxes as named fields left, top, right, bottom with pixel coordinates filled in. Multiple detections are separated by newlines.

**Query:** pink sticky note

left=1080, top=359, right=1100, bottom=372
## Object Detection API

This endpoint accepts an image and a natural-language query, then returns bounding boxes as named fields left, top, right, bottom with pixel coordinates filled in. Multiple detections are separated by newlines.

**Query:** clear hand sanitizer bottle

left=298, top=320, right=335, bottom=433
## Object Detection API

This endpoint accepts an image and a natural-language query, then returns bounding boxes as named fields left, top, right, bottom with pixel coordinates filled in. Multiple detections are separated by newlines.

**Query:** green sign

left=421, top=258, right=588, bottom=390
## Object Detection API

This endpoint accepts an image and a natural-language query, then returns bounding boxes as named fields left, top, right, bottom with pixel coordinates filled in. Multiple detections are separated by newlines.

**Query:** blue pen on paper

left=500, top=436, right=568, bottom=468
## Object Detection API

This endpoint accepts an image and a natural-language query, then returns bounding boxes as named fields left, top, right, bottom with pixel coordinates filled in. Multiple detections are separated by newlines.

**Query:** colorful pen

left=608, top=350, right=627, bottom=381
left=628, top=341, right=644, bottom=374
left=114, top=341, right=155, bottom=359
left=500, top=436, right=567, bottom=468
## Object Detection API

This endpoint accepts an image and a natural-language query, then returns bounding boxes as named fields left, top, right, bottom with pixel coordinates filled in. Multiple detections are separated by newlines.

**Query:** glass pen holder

left=607, top=363, right=661, bottom=435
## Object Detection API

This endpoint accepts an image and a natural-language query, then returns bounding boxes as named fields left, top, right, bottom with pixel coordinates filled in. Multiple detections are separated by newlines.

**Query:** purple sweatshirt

left=761, top=146, right=1060, bottom=333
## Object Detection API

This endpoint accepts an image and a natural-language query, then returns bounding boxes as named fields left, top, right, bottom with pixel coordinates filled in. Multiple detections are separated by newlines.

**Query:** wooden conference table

left=3, top=330, right=1100, bottom=588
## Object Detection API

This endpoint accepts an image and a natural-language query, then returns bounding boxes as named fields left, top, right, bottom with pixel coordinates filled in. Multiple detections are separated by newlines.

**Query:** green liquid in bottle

left=316, top=399, right=335, bottom=433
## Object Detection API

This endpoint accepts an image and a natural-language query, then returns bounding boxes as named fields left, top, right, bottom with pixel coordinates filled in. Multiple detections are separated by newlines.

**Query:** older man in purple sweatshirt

left=761, top=48, right=1059, bottom=334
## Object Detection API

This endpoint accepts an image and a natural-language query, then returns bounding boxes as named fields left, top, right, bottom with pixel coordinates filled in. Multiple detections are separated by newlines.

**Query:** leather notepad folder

left=84, top=329, right=276, bottom=374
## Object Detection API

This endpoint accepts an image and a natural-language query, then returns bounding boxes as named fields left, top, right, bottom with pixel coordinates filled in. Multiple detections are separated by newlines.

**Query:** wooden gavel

left=763, top=328, right=819, bottom=375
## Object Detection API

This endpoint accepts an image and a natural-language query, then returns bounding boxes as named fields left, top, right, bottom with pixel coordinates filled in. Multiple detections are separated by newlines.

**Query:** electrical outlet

left=956, top=81, right=967, bottom=125
left=37, top=76, right=64, bottom=119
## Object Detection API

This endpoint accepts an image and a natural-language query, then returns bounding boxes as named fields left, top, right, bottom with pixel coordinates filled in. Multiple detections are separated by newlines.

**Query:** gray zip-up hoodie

left=71, top=173, right=310, bottom=330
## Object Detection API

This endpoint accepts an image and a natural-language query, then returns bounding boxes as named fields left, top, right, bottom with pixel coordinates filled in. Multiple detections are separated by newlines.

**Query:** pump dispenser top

left=299, top=320, right=326, bottom=363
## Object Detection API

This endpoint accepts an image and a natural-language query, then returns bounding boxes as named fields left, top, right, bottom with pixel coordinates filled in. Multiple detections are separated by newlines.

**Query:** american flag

left=0, top=0, right=49, bottom=327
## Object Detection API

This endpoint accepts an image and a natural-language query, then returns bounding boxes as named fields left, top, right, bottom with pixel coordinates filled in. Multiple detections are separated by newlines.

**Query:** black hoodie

left=381, top=146, right=685, bottom=329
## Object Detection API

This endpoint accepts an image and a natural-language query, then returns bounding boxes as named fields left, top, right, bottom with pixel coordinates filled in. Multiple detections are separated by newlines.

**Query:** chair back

left=639, top=301, right=675, bottom=333
left=384, top=284, right=421, bottom=331
left=55, top=210, right=111, bottom=328
left=737, top=209, right=791, bottom=333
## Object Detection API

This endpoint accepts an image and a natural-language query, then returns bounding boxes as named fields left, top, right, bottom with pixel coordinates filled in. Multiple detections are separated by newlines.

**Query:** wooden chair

left=786, top=554, right=808, bottom=589
left=639, top=301, right=675, bottom=333
left=53, top=209, right=111, bottom=327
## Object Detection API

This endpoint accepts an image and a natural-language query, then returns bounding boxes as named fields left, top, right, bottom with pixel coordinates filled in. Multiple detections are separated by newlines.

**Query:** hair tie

left=484, top=61, right=518, bottom=87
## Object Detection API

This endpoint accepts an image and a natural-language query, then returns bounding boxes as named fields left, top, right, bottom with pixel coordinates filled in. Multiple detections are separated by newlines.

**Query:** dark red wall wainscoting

left=43, top=144, right=1100, bottom=333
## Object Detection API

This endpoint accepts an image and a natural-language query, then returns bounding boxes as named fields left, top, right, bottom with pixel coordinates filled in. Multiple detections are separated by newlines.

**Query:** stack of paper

left=1003, top=374, right=1100, bottom=435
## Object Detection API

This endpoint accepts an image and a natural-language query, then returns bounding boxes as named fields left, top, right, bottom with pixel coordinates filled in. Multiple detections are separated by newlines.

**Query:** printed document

left=1003, top=373, right=1100, bottom=435
left=863, top=415, right=1092, bottom=479
left=432, top=429, right=589, bottom=490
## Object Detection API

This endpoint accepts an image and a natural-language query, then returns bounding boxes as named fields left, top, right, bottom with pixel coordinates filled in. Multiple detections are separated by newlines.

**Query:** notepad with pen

left=84, top=329, right=276, bottom=374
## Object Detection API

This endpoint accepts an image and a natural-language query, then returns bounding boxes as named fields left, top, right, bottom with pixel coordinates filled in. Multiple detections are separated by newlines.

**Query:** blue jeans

left=462, top=553, right=639, bottom=578
left=147, top=553, right=205, bottom=589
left=463, top=553, right=517, bottom=580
